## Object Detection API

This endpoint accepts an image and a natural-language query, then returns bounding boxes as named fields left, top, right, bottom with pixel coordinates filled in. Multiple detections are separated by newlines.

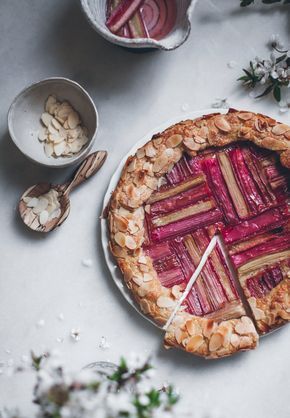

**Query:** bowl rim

left=7, top=76, right=99, bottom=168
left=79, top=0, right=197, bottom=51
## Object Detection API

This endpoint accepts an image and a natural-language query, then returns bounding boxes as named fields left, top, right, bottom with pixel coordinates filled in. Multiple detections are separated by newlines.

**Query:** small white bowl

left=80, top=0, right=198, bottom=51
left=8, top=77, right=99, bottom=168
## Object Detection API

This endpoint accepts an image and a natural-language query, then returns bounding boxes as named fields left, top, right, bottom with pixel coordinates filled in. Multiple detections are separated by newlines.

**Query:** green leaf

left=31, top=351, right=43, bottom=371
left=240, top=0, right=255, bottom=6
left=275, top=54, right=287, bottom=64
left=262, top=0, right=282, bottom=3
left=255, top=84, right=274, bottom=98
left=273, top=85, right=281, bottom=101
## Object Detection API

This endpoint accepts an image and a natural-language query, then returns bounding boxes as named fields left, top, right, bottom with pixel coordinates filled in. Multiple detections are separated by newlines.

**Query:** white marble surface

left=0, top=0, right=289, bottom=416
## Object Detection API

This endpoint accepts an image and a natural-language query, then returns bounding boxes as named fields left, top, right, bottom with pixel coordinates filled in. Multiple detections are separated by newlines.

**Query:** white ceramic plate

left=101, top=109, right=227, bottom=329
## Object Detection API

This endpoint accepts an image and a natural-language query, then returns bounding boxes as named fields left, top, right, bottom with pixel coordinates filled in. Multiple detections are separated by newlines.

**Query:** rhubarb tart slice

left=107, top=109, right=290, bottom=359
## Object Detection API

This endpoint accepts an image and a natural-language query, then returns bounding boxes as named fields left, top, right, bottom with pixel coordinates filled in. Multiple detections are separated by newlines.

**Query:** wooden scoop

left=19, top=151, right=107, bottom=232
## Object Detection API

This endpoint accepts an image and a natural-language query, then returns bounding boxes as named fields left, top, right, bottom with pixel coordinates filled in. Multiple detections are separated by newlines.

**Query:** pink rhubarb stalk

left=106, top=0, right=145, bottom=34
left=203, top=157, right=238, bottom=224
left=222, top=207, right=285, bottom=245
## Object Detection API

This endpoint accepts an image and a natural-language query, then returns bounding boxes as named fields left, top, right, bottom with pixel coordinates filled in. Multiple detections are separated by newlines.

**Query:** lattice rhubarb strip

left=217, top=151, right=250, bottom=219
left=229, top=147, right=266, bottom=214
left=147, top=174, right=205, bottom=204
left=149, top=207, right=223, bottom=242
left=203, top=156, right=238, bottom=224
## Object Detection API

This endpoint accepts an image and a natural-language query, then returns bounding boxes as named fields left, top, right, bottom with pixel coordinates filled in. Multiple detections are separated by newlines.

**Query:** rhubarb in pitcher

left=106, top=0, right=177, bottom=40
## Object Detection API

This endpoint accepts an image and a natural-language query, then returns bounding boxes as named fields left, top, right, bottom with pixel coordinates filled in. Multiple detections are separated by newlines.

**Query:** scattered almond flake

left=181, top=103, right=189, bottom=112
left=7, top=358, right=14, bottom=367
left=36, top=319, right=45, bottom=328
left=70, top=328, right=81, bottom=342
left=57, top=312, right=64, bottom=321
left=211, top=98, right=230, bottom=109
left=279, top=106, right=289, bottom=113
left=5, top=349, right=11, bottom=354
left=227, top=60, right=237, bottom=69
left=82, top=258, right=93, bottom=268
left=99, top=336, right=111, bottom=350
left=39, top=95, right=89, bottom=159
left=56, top=336, right=64, bottom=343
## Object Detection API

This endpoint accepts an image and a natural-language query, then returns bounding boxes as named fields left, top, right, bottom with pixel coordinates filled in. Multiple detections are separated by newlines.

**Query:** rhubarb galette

left=107, top=109, right=290, bottom=359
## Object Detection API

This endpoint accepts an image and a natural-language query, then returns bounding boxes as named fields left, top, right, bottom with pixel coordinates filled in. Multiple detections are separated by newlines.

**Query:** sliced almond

left=114, top=232, right=126, bottom=247
left=272, top=124, right=290, bottom=136
left=183, top=137, right=200, bottom=151
left=186, top=335, right=204, bottom=352
left=49, top=133, right=65, bottom=144
left=38, top=127, right=47, bottom=142
left=156, top=296, right=175, bottom=309
left=26, top=197, right=39, bottom=208
left=214, top=116, right=231, bottom=133
left=143, top=273, right=153, bottom=282
left=54, top=141, right=66, bottom=157
left=166, top=134, right=183, bottom=148
left=209, top=332, right=224, bottom=352
left=41, top=112, right=53, bottom=127
left=39, top=210, right=49, bottom=225
left=68, top=111, right=80, bottom=129
left=238, top=112, right=253, bottom=121
left=125, top=235, right=137, bottom=250
left=44, top=142, right=54, bottom=157
left=51, top=118, right=62, bottom=131
left=194, top=135, right=206, bottom=144
left=32, top=197, right=49, bottom=214
left=45, top=95, right=57, bottom=112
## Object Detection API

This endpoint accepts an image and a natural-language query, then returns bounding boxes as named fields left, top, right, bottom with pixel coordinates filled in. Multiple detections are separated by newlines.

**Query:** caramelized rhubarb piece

left=148, top=174, right=205, bottom=204
left=170, top=239, right=195, bottom=280
left=183, top=235, right=214, bottom=314
left=217, top=151, right=250, bottom=219
left=146, top=242, right=171, bottom=260
left=166, top=156, right=194, bottom=185
left=150, top=207, right=223, bottom=242
left=242, top=148, right=277, bottom=205
left=246, top=266, right=283, bottom=298
left=186, top=288, right=203, bottom=316
left=232, top=233, right=290, bottom=267
left=150, top=184, right=210, bottom=216
left=228, top=232, right=277, bottom=256
left=229, top=148, right=266, bottom=214
left=193, top=229, right=238, bottom=302
left=151, top=199, right=215, bottom=227
left=204, top=300, right=245, bottom=321
left=203, top=157, right=238, bottom=224
left=128, top=9, right=149, bottom=38
left=158, top=268, right=185, bottom=287
left=232, top=233, right=290, bottom=275
left=222, top=208, right=285, bottom=245
left=146, top=242, right=185, bottom=287
left=184, top=234, right=227, bottom=312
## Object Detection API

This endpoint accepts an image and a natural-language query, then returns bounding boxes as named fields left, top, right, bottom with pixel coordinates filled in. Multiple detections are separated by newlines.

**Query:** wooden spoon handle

left=64, top=151, right=107, bottom=194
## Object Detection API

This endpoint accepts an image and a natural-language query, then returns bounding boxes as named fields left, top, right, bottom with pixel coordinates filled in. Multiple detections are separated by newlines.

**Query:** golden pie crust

left=107, top=109, right=290, bottom=359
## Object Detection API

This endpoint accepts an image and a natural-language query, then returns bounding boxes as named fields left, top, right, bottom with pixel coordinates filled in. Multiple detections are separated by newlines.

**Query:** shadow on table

left=35, top=0, right=164, bottom=101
